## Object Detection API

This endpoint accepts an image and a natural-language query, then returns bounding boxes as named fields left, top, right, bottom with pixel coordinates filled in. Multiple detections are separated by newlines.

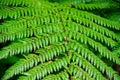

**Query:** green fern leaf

left=0, top=0, right=120, bottom=80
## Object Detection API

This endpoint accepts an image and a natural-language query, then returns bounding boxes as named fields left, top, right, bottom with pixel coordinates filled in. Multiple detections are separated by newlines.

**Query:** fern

left=0, top=0, right=120, bottom=80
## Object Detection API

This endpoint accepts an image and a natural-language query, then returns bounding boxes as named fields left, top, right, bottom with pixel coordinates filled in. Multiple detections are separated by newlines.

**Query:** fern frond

left=1, top=54, right=37, bottom=80
left=42, top=71, right=69, bottom=80
left=1, top=44, right=66, bottom=80
left=18, top=57, right=69, bottom=80
left=65, top=21, right=118, bottom=47
left=69, top=64, right=94, bottom=80
left=0, top=33, right=65, bottom=60
left=68, top=34, right=120, bottom=65
left=69, top=44, right=119, bottom=80
left=0, top=6, right=57, bottom=19
left=0, top=22, right=63, bottom=43
left=0, top=0, right=39, bottom=7
left=0, top=7, right=42, bottom=19
left=78, top=11, right=120, bottom=30
left=60, top=13, right=120, bottom=41
left=61, top=8, right=120, bottom=30
left=0, top=14, right=60, bottom=33
left=71, top=53, right=106, bottom=80
left=71, top=3, right=117, bottom=10
left=0, top=0, right=120, bottom=80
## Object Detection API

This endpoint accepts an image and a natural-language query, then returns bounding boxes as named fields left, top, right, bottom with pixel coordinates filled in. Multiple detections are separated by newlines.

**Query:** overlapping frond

left=71, top=3, right=117, bottom=10
left=18, top=57, right=69, bottom=80
left=0, top=0, right=120, bottom=80
left=0, top=7, right=49, bottom=19
left=0, top=0, right=41, bottom=7
left=60, top=8, right=120, bottom=30
left=1, top=44, right=67, bottom=80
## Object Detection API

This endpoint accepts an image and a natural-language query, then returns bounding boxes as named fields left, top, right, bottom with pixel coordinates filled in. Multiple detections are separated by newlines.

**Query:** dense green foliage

left=0, top=0, right=120, bottom=80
